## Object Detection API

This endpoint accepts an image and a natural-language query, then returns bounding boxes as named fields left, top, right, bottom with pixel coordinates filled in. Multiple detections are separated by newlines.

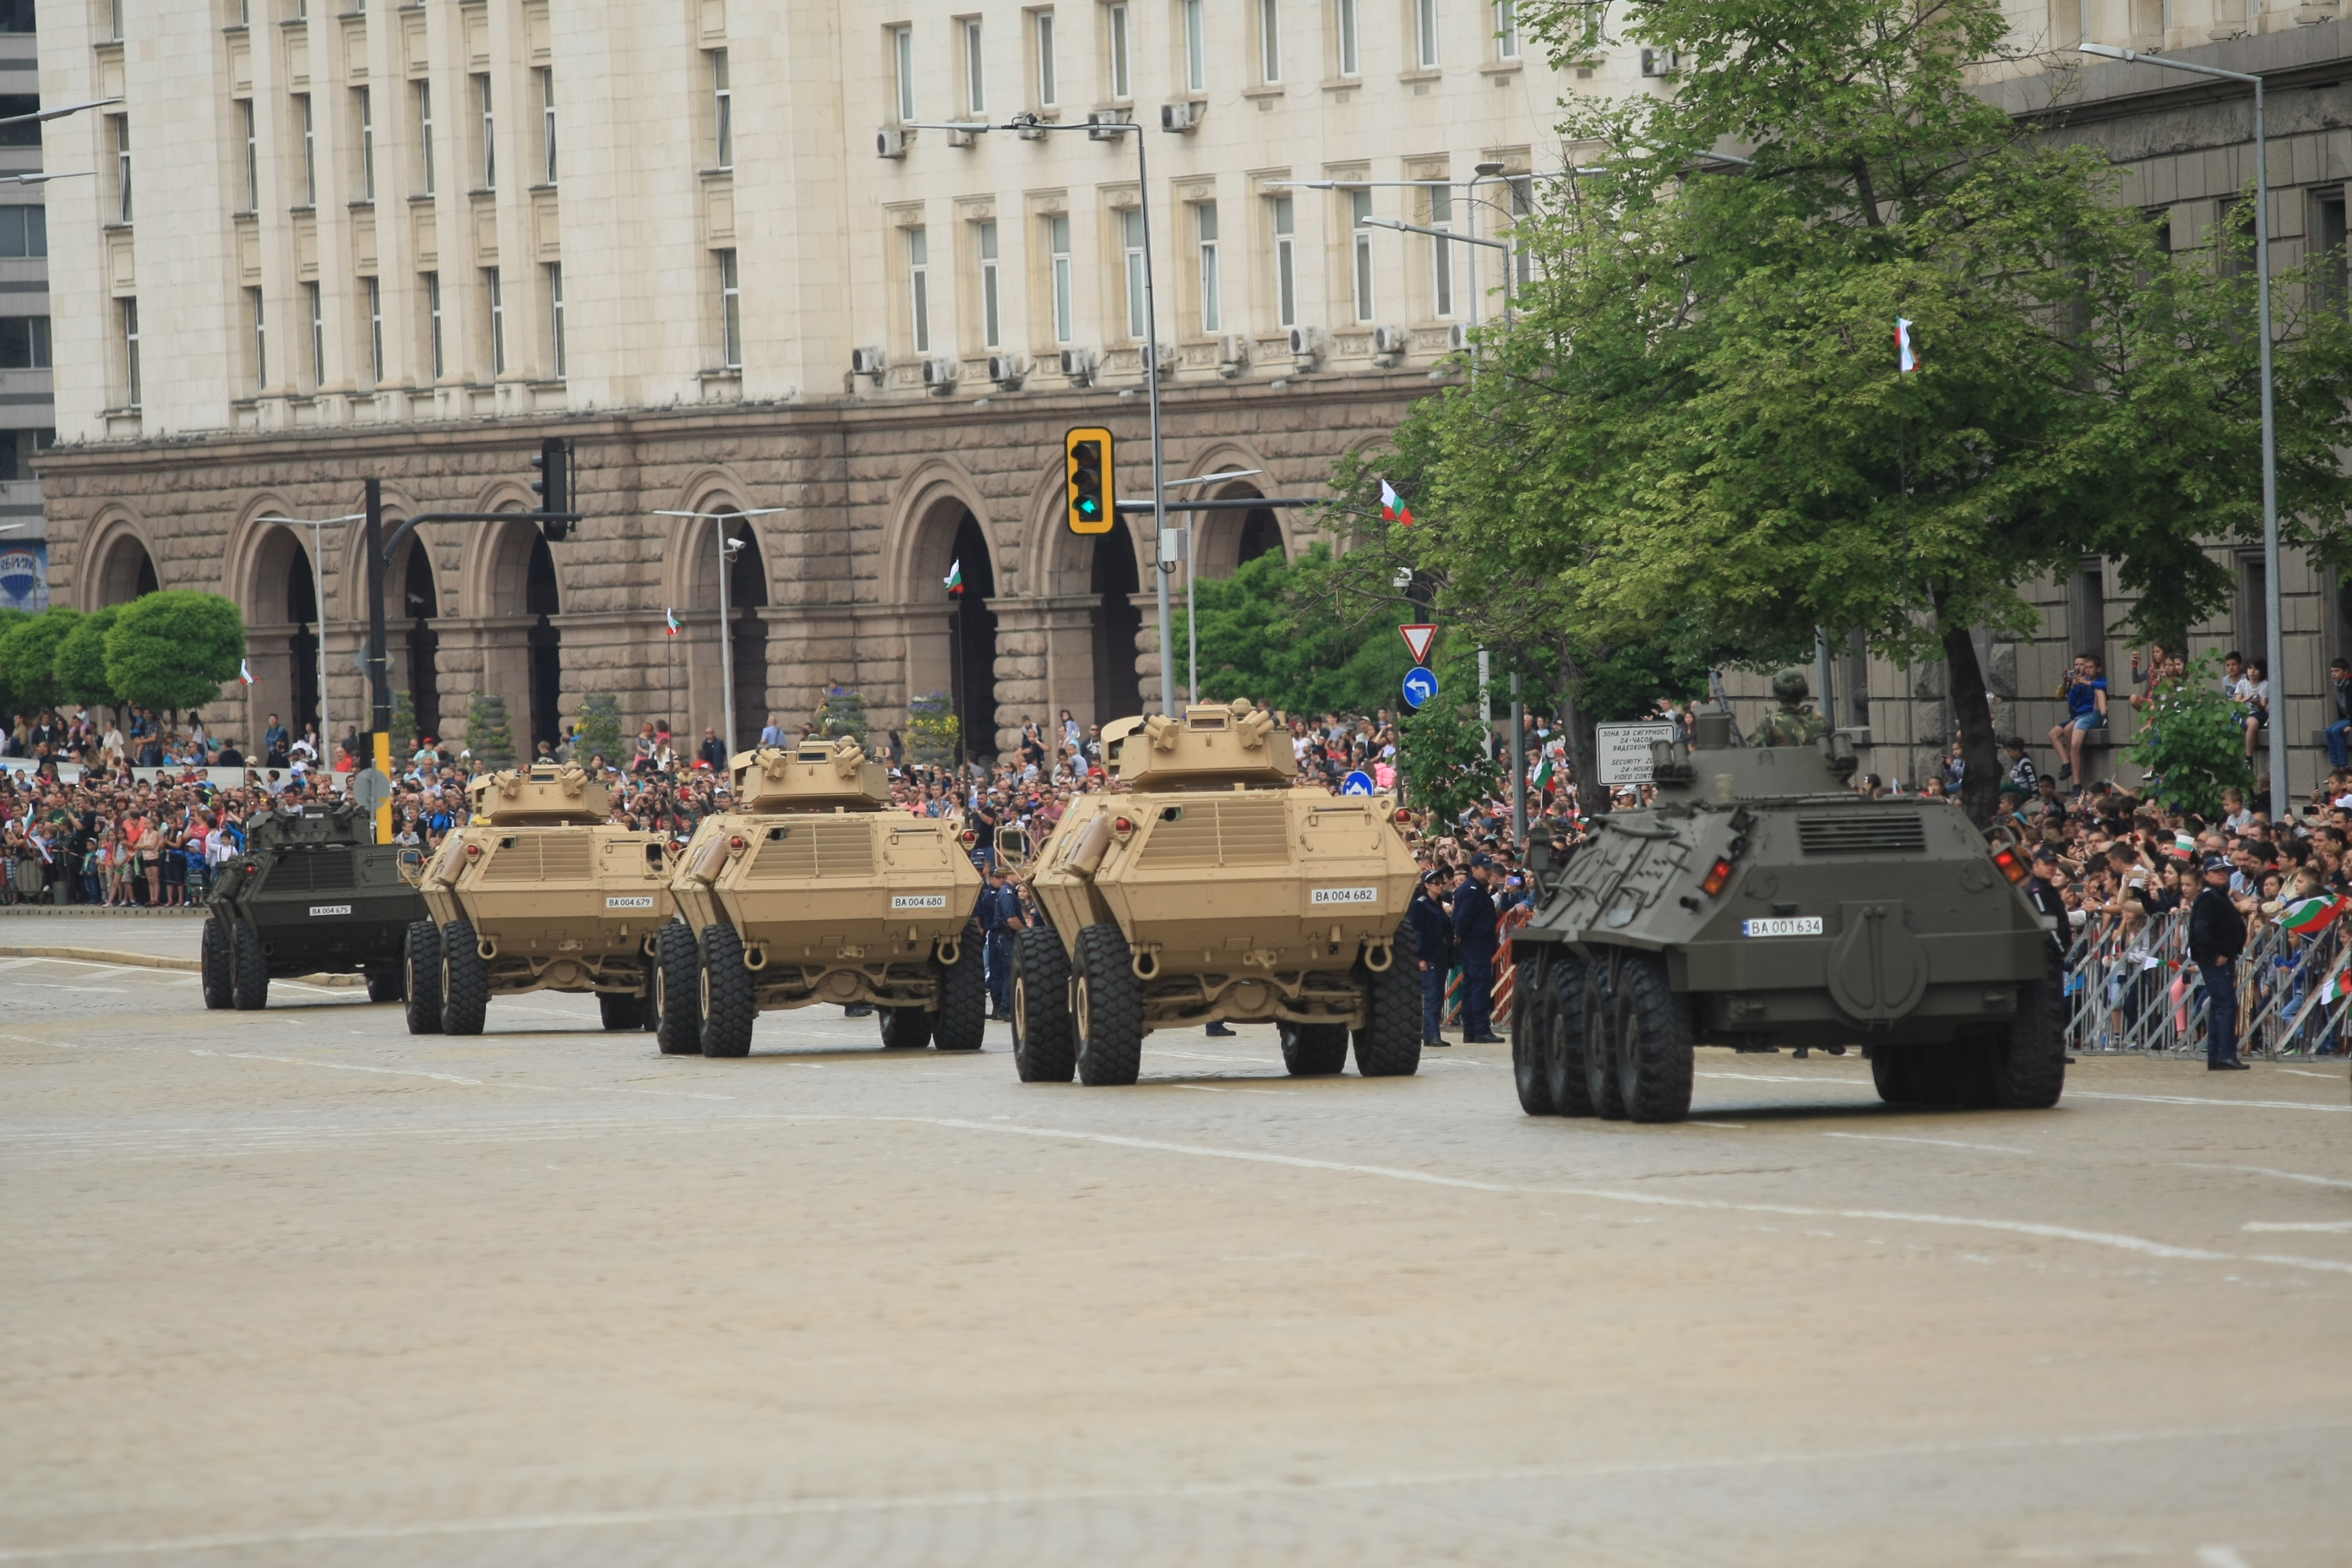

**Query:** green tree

left=52, top=606, right=119, bottom=709
left=464, top=693, right=517, bottom=766
left=0, top=605, right=23, bottom=711
left=389, top=689, right=420, bottom=757
left=1401, top=696, right=1503, bottom=821
left=0, top=606, right=79, bottom=712
left=1174, top=544, right=1416, bottom=719
left=575, top=692, right=622, bottom=763
left=102, top=591, right=245, bottom=715
left=2126, top=654, right=2255, bottom=821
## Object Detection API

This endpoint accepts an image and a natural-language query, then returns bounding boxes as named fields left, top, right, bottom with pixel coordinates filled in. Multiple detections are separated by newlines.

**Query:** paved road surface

left=4, top=950, right=2349, bottom=1566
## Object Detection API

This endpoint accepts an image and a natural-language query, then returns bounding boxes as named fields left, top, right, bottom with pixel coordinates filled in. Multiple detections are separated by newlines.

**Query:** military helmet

left=1770, top=668, right=1810, bottom=702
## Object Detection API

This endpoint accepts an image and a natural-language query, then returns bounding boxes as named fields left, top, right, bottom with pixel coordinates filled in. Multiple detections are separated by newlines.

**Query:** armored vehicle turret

left=656, top=737, right=987, bottom=1058
left=201, top=798, right=429, bottom=1011
left=407, top=763, right=678, bottom=1036
left=1508, top=712, right=2063, bottom=1124
left=1009, top=700, right=1424, bottom=1086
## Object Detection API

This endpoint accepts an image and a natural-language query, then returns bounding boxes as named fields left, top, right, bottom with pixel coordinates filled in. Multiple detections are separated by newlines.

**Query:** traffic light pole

left=1128, top=122, right=1175, bottom=717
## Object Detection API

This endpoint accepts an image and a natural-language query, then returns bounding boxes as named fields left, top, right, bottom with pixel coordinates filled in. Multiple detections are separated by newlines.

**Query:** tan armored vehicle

left=655, top=736, right=987, bottom=1058
left=406, top=763, right=676, bottom=1036
left=1009, top=699, right=1424, bottom=1085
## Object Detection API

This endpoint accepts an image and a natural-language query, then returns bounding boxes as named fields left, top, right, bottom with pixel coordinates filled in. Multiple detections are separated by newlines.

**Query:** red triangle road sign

left=1399, top=624, right=1438, bottom=666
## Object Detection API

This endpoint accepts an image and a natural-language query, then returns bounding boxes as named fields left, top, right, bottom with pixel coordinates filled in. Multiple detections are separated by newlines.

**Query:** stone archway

left=460, top=511, right=560, bottom=760
left=947, top=510, right=998, bottom=762
left=726, top=519, right=769, bottom=751
left=1090, top=514, right=1144, bottom=724
left=85, top=524, right=159, bottom=606
left=1194, top=480, right=1290, bottom=581
left=397, top=535, right=441, bottom=746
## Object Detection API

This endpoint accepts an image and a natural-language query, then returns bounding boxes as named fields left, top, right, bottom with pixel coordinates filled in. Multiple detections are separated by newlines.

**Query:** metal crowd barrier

left=2061, top=907, right=2351, bottom=1060
left=1445, top=904, right=1535, bottom=1029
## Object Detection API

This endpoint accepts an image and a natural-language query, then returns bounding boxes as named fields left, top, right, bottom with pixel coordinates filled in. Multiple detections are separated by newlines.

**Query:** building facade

left=33, top=0, right=1629, bottom=756
left=0, top=0, right=54, bottom=614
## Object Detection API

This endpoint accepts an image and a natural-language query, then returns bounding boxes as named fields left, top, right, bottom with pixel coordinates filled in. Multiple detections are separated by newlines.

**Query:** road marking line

left=2069, top=1090, right=2349, bottom=1113
left=2198, top=1548, right=2253, bottom=1568
left=1696, top=1071, right=1872, bottom=1085
left=207, top=1050, right=484, bottom=1085
left=2179, top=1163, right=2352, bottom=1190
left=4, top=1417, right=2344, bottom=1561
left=1825, top=1132, right=2033, bottom=1155
left=2242, top=1220, right=2352, bottom=1233
left=2276, top=1067, right=2338, bottom=1079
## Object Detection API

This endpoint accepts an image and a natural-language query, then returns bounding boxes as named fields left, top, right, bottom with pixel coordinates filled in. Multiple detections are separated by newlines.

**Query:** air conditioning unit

left=1447, top=322, right=1471, bottom=352
left=850, top=346, right=887, bottom=377
left=1372, top=325, right=1409, bottom=356
left=875, top=127, right=912, bottom=159
left=1216, top=334, right=1250, bottom=378
left=987, top=353, right=1028, bottom=389
left=1059, top=346, right=1097, bottom=385
left=1288, top=325, right=1326, bottom=370
left=921, top=357, right=960, bottom=392
left=1639, top=47, right=1678, bottom=78
left=1015, top=118, right=1049, bottom=142
left=1160, top=100, right=1203, bottom=134
left=945, top=125, right=983, bottom=149
left=1143, top=342, right=1177, bottom=380
left=1086, top=110, right=1130, bottom=142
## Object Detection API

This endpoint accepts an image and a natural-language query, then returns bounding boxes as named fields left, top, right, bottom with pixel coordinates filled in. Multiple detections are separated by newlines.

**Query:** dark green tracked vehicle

left=201, top=800, right=429, bottom=1011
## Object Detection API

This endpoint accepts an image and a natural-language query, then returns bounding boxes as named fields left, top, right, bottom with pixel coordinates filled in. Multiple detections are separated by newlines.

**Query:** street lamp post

left=1162, top=466, right=1262, bottom=704
left=257, top=510, right=363, bottom=779
left=653, top=505, right=787, bottom=757
left=2082, top=40, right=2285, bottom=811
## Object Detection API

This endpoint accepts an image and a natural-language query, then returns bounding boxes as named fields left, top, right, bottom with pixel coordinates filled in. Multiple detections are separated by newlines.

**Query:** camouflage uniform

left=1756, top=704, right=1829, bottom=747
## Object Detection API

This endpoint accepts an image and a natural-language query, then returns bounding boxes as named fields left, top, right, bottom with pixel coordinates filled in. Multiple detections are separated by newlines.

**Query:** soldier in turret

left=1755, top=670, right=1831, bottom=747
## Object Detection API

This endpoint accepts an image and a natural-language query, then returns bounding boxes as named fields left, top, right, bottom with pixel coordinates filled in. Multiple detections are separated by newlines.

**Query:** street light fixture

left=2080, top=39, right=2285, bottom=808
left=0, top=172, right=94, bottom=187
left=256, top=511, right=366, bottom=776
left=1265, top=177, right=1524, bottom=327
left=653, top=505, right=789, bottom=757
left=0, top=96, right=122, bottom=128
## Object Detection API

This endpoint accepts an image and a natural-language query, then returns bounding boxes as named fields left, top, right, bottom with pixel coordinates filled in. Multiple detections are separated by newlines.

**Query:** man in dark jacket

left=1408, top=869, right=1455, bottom=1047
left=2188, top=854, right=2251, bottom=1070
left=1452, top=855, right=1503, bottom=1044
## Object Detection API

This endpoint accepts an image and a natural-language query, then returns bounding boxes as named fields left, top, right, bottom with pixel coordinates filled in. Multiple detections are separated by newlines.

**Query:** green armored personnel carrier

left=1509, top=712, right=2063, bottom=1123
left=201, top=798, right=428, bottom=1011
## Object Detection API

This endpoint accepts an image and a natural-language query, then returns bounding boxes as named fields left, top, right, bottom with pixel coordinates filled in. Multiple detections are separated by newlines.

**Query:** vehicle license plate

left=1311, top=886, right=1380, bottom=905
left=892, top=894, right=949, bottom=911
left=1741, top=917, right=1823, bottom=937
left=606, top=896, right=655, bottom=910
left=308, top=904, right=352, bottom=917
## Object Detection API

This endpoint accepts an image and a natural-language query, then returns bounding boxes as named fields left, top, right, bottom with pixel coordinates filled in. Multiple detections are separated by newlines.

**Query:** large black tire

left=1989, top=977, right=2068, bottom=1109
left=599, top=992, right=647, bottom=1032
left=1582, top=966, right=1624, bottom=1120
left=1610, top=951, right=1695, bottom=1123
left=229, top=917, right=270, bottom=1011
left=1870, top=1047, right=1922, bottom=1104
left=699, top=923, right=755, bottom=1058
left=1352, top=919, right=1422, bottom=1077
left=932, top=919, right=987, bottom=1051
left=1073, top=922, right=1145, bottom=1085
left=879, top=1006, right=934, bottom=1048
left=402, top=921, right=444, bottom=1035
left=653, top=919, right=702, bottom=1054
left=365, top=968, right=405, bottom=1004
left=1279, top=1022, right=1350, bottom=1076
left=1545, top=958, right=1597, bottom=1117
left=440, top=919, right=488, bottom=1036
left=1011, top=925, right=1075, bottom=1082
left=199, top=918, right=233, bottom=1011
left=1512, top=951, right=1554, bottom=1114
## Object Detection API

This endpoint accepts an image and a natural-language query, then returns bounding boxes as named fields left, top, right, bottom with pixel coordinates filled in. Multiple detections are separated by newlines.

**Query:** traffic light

left=1064, top=426, right=1113, bottom=536
left=531, top=437, right=572, bottom=540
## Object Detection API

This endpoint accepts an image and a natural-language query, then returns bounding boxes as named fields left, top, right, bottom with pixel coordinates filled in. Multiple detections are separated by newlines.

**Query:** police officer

left=1408, top=868, right=1456, bottom=1047
left=1756, top=670, right=1830, bottom=747
left=2188, top=853, right=2250, bottom=1071
left=978, top=863, right=1019, bottom=1021
left=1452, top=855, right=1503, bottom=1044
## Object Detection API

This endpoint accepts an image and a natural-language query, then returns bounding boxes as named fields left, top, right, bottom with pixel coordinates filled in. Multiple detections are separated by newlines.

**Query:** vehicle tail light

left=960, top=828, right=977, bottom=846
left=1114, top=816, right=1134, bottom=835
left=1393, top=808, right=1412, bottom=823
left=729, top=835, right=746, bottom=852
left=1698, top=858, right=1735, bottom=897
left=1992, top=847, right=2029, bottom=884
left=465, top=843, right=482, bottom=859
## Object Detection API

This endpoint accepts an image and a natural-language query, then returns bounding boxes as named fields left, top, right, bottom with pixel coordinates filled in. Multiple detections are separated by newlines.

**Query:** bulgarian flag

left=2172, top=832, right=2197, bottom=860
left=239, top=658, right=255, bottom=685
left=1531, top=753, right=1554, bottom=791
left=2278, top=894, right=2352, bottom=938
left=2323, top=966, right=2352, bottom=1007
left=1381, top=479, right=1414, bottom=529
left=664, top=608, right=681, bottom=638
left=1896, top=317, right=1919, bottom=374
left=944, top=559, right=964, bottom=595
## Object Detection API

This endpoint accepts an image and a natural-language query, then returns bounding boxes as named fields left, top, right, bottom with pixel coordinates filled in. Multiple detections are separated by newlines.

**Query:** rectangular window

left=717, top=249, right=741, bottom=368
left=1122, top=206, right=1146, bottom=340
left=1035, top=10, right=1057, bottom=108
left=1258, top=0, right=1280, bottom=82
left=1049, top=212, right=1073, bottom=344
left=548, top=262, right=566, bottom=377
left=240, top=100, right=259, bottom=211
left=1196, top=202, right=1221, bottom=333
left=1183, top=0, right=1206, bottom=92
left=1272, top=193, right=1296, bottom=328
left=539, top=67, right=557, bottom=184
left=964, top=18, right=985, bottom=116
left=979, top=220, right=1001, bottom=350
left=297, top=94, right=316, bottom=206
left=1429, top=182, right=1454, bottom=317
left=356, top=86, right=375, bottom=200
left=366, top=275, right=384, bottom=382
left=0, top=206, right=46, bottom=257
left=423, top=270, right=443, bottom=378
left=110, top=0, right=123, bottom=41
left=416, top=81, right=436, bottom=195
left=1416, top=0, right=1439, bottom=68
left=122, top=298, right=141, bottom=408
left=0, top=96, right=35, bottom=148
left=1109, top=4, right=1131, bottom=99
left=2314, top=191, right=2348, bottom=312
left=0, top=316, right=52, bottom=370
left=1494, top=0, right=1518, bottom=59
left=894, top=26, right=915, bottom=122
left=908, top=228, right=931, bottom=354
left=306, top=280, right=325, bottom=385
left=474, top=73, right=494, bottom=190
left=710, top=50, right=730, bottom=169
left=1350, top=188, right=1373, bottom=323
left=111, top=114, right=132, bottom=223
left=486, top=267, right=504, bottom=374
left=1337, top=0, right=1359, bottom=74
left=248, top=286, right=267, bottom=389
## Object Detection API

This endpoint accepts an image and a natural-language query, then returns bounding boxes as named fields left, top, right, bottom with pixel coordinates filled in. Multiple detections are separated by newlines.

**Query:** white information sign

left=1595, top=722, right=1681, bottom=786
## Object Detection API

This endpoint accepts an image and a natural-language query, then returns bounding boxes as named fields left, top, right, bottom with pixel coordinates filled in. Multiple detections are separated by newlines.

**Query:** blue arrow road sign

left=1401, top=667, right=1440, bottom=709
left=1341, top=770, right=1376, bottom=796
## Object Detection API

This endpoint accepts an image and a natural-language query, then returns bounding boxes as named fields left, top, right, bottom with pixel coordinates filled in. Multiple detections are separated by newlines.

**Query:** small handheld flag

left=664, top=608, right=681, bottom=638
left=239, top=658, right=254, bottom=686
left=1380, top=480, right=1414, bottom=529
left=1896, top=317, right=1919, bottom=374
left=944, top=560, right=964, bottom=595
left=2278, top=894, right=2351, bottom=938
